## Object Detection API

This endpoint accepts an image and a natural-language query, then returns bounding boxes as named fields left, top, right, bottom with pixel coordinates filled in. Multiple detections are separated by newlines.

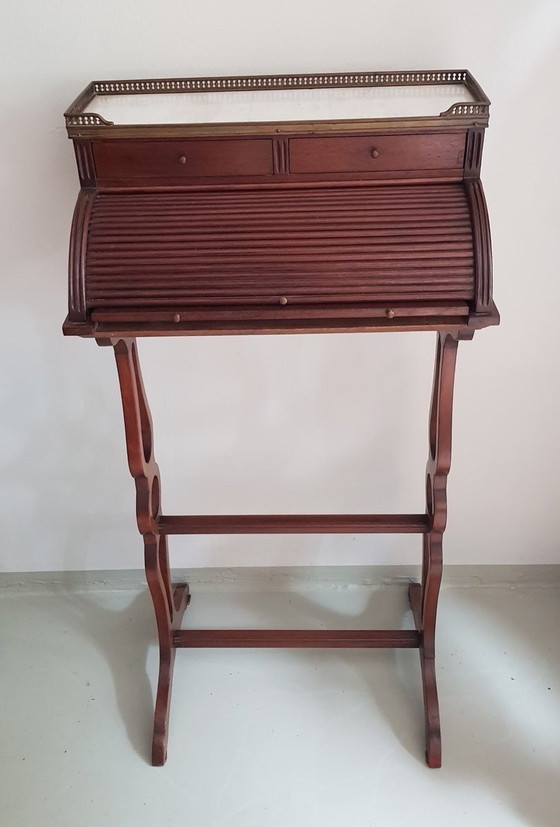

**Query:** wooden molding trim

left=465, top=179, right=493, bottom=311
left=68, top=188, right=95, bottom=321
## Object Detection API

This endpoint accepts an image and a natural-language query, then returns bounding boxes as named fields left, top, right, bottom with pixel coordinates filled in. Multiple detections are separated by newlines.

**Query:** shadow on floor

left=63, top=579, right=422, bottom=766
left=60, top=587, right=157, bottom=762
left=64, top=578, right=560, bottom=825
left=437, top=585, right=560, bottom=827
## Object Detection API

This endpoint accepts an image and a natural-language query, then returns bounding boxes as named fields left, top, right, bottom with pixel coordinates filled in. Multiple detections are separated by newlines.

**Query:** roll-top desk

left=63, top=70, right=498, bottom=767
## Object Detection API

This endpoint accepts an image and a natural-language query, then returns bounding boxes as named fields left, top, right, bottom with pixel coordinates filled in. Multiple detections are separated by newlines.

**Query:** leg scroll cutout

left=113, top=338, right=189, bottom=766
left=409, top=331, right=459, bottom=769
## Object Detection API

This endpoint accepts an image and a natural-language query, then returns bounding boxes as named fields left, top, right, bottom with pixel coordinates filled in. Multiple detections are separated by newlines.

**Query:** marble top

left=84, top=84, right=475, bottom=125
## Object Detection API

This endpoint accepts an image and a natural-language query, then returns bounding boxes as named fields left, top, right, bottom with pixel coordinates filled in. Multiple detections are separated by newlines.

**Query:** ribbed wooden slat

left=158, top=513, right=429, bottom=534
left=84, top=183, right=475, bottom=308
left=172, top=629, right=421, bottom=649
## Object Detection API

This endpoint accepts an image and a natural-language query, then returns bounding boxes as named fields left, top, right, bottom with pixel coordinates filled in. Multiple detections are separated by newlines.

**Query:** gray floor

left=2, top=573, right=560, bottom=826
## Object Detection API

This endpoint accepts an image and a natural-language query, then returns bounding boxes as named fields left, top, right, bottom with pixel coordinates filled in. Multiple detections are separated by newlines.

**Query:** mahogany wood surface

left=411, top=330, right=459, bottom=768
left=66, top=181, right=496, bottom=335
left=289, top=133, right=465, bottom=174
left=94, top=137, right=274, bottom=180
left=113, top=338, right=191, bottom=765
left=158, top=514, right=429, bottom=534
left=173, top=630, right=421, bottom=648
left=63, top=71, right=498, bottom=769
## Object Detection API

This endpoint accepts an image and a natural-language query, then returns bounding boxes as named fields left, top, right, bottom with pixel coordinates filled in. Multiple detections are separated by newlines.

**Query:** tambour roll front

left=63, top=70, right=498, bottom=766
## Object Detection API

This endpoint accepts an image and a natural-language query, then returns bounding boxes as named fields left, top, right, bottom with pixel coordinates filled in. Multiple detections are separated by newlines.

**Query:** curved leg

left=409, top=539, right=443, bottom=768
left=112, top=338, right=189, bottom=765
left=409, top=331, right=459, bottom=768
left=145, top=534, right=190, bottom=766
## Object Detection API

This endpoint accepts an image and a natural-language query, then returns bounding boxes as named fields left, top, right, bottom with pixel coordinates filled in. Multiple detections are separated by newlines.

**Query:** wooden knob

left=371, top=148, right=380, bottom=159
left=386, top=309, right=395, bottom=319
left=178, top=155, right=187, bottom=164
left=279, top=296, right=288, bottom=305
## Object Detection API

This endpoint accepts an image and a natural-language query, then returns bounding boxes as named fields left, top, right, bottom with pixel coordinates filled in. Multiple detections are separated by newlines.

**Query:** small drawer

left=289, top=133, right=465, bottom=174
left=93, top=138, right=274, bottom=180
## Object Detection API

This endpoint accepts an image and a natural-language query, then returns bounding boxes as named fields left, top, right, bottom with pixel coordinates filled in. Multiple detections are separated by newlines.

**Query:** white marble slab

left=85, top=84, right=474, bottom=125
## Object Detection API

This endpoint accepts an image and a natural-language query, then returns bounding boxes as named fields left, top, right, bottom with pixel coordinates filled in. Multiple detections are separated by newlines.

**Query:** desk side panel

left=68, top=189, right=96, bottom=321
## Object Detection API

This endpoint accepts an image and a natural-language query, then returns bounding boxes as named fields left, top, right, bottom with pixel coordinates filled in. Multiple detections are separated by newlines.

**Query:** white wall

left=1, top=0, right=559, bottom=571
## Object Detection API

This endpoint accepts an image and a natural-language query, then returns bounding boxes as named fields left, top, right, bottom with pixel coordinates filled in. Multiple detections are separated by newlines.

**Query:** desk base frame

left=109, top=331, right=460, bottom=768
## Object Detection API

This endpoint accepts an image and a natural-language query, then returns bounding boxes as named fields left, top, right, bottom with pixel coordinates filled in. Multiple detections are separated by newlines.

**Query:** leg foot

left=152, top=649, right=174, bottom=766
left=150, top=583, right=191, bottom=766
left=421, top=654, right=442, bottom=768
left=408, top=581, right=442, bottom=768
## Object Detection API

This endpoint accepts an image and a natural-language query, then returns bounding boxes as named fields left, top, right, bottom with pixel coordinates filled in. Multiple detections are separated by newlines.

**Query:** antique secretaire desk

left=63, top=70, right=498, bottom=767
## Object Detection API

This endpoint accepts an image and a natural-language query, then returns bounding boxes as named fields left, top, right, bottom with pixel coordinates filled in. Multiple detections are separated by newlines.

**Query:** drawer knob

left=279, top=296, right=288, bottom=305
left=371, top=148, right=380, bottom=159
left=178, top=155, right=187, bottom=165
left=173, top=313, right=181, bottom=323
left=386, top=309, right=395, bottom=319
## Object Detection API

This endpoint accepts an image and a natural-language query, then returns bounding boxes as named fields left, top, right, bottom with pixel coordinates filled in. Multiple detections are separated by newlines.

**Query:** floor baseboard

left=1, top=565, right=560, bottom=594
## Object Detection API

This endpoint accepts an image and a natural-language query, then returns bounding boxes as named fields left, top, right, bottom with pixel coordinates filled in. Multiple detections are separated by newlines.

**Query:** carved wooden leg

left=409, top=331, right=459, bottom=768
left=112, top=338, right=190, bottom=765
